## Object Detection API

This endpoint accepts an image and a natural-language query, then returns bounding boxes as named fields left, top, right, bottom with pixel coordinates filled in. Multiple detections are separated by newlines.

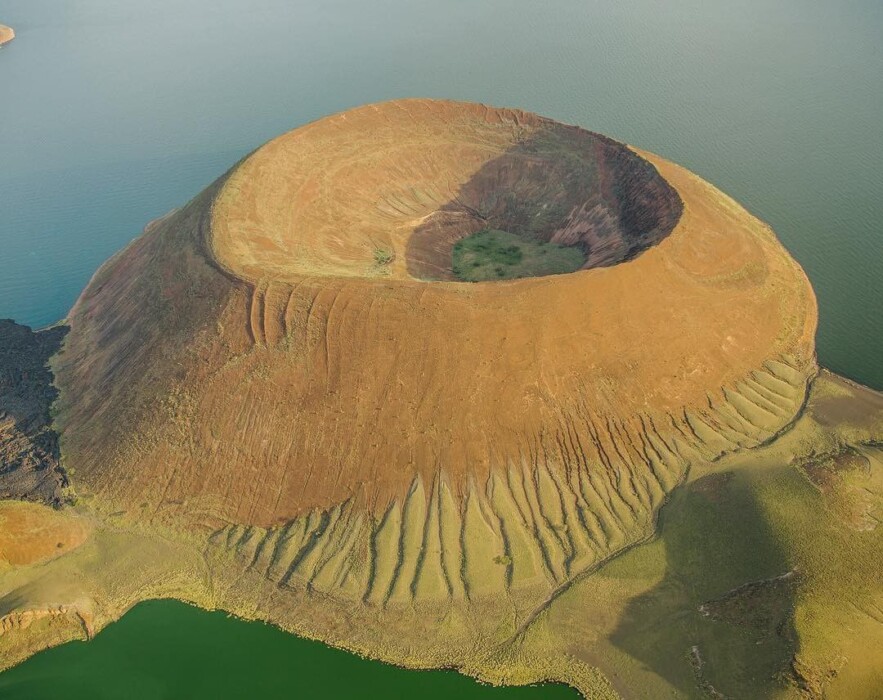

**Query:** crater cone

left=211, top=101, right=682, bottom=282
left=53, top=99, right=816, bottom=607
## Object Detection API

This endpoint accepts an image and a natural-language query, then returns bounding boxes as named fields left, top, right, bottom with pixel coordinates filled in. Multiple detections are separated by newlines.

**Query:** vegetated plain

left=541, top=375, right=883, bottom=698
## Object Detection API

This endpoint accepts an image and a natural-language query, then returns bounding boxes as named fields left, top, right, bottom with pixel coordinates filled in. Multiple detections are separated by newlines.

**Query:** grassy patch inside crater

left=451, top=229, right=585, bottom=282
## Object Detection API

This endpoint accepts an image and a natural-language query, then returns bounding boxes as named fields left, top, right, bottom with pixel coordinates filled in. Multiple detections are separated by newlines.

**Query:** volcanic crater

left=58, top=100, right=815, bottom=533
left=7, top=99, right=874, bottom=700
left=213, top=102, right=683, bottom=284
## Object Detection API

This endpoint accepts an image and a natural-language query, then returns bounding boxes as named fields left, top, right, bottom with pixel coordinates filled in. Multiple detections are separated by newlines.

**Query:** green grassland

left=452, top=229, right=586, bottom=282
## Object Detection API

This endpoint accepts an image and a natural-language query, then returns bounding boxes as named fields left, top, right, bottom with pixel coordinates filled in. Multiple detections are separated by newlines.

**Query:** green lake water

left=0, top=0, right=880, bottom=695
left=0, top=600, right=577, bottom=699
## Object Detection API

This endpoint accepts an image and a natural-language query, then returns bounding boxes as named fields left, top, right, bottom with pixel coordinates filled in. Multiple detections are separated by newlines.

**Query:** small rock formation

left=0, top=606, right=93, bottom=641
left=0, top=25, right=15, bottom=47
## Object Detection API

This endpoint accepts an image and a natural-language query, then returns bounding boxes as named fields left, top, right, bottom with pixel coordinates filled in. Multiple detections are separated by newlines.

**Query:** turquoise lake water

left=0, top=0, right=880, bottom=695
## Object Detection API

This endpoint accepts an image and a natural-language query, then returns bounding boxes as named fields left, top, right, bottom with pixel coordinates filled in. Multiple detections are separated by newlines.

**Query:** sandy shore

left=0, top=24, right=14, bottom=46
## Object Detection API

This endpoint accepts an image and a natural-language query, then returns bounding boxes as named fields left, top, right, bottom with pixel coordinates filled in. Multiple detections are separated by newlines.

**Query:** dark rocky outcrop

left=0, top=319, right=68, bottom=505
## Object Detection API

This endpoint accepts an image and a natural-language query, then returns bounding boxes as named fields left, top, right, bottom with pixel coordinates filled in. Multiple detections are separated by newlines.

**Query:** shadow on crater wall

left=405, top=123, right=683, bottom=281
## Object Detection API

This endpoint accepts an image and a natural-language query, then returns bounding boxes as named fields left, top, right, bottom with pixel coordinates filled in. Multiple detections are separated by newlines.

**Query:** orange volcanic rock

left=52, top=100, right=816, bottom=608
left=0, top=501, right=89, bottom=567
left=0, top=25, right=14, bottom=47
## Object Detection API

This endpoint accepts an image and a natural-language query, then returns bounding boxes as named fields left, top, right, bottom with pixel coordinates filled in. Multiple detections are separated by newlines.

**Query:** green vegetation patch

left=451, top=229, right=585, bottom=282
left=373, top=247, right=394, bottom=266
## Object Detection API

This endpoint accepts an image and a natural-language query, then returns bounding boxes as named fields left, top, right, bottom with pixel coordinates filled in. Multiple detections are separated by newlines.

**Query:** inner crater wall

left=210, top=101, right=681, bottom=283
left=406, top=125, right=683, bottom=280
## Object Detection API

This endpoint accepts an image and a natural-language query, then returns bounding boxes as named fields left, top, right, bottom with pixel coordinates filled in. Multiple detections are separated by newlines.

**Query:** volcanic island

left=1, top=100, right=882, bottom=698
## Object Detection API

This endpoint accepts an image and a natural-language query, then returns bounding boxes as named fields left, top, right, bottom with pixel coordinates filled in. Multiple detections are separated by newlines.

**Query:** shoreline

left=0, top=25, right=14, bottom=47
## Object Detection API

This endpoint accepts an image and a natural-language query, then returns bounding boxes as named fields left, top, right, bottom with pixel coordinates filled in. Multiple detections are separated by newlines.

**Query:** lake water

left=0, top=599, right=577, bottom=699
left=0, top=0, right=880, bottom=694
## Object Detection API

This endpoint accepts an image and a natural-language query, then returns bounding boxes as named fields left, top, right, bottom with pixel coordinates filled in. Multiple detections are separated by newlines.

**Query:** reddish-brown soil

left=0, top=500, right=89, bottom=567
